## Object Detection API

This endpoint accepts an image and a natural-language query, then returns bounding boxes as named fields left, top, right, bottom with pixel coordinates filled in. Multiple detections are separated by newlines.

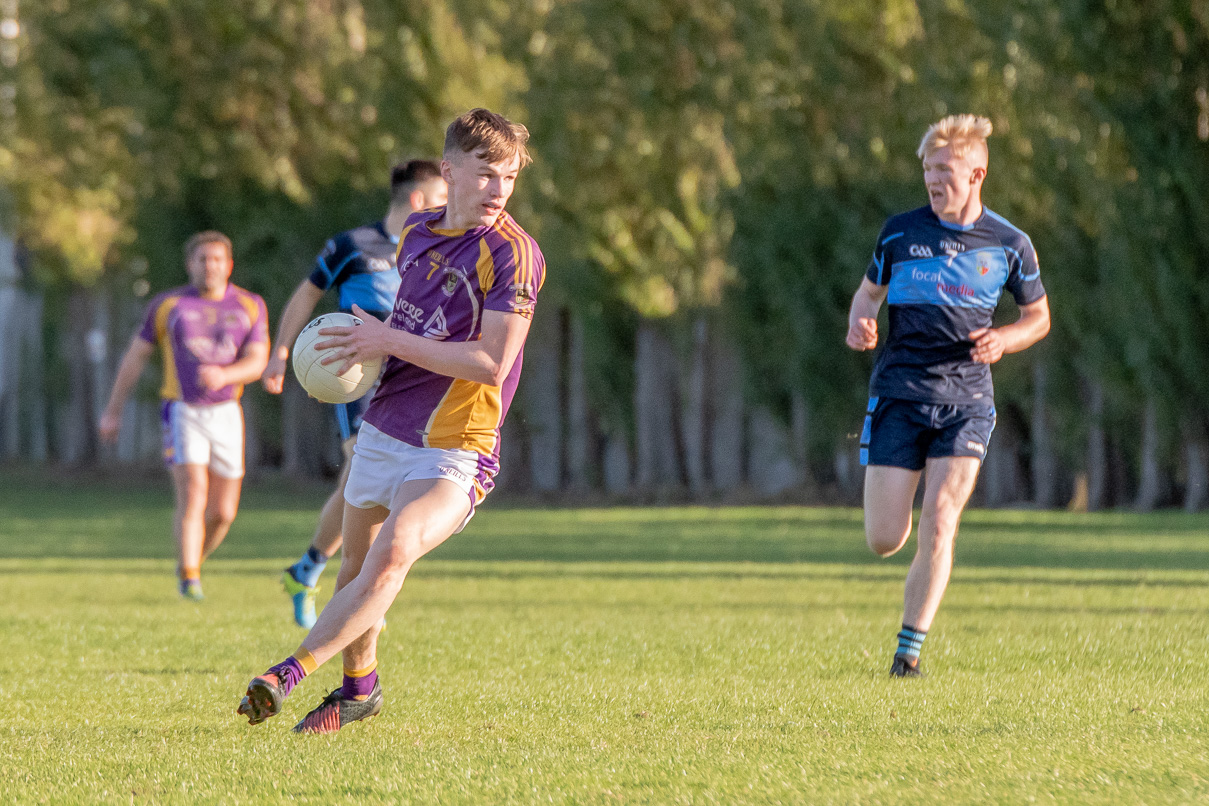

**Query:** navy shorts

left=860, top=396, right=996, bottom=471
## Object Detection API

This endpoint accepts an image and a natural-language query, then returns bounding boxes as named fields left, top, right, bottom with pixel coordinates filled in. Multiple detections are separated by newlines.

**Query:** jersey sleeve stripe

left=476, top=239, right=495, bottom=293
left=236, top=293, right=261, bottom=326
left=499, top=216, right=535, bottom=287
left=330, top=251, right=361, bottom=278
left=155, top=296, right=182, bottom=401
left=396, top=220, right=423, bottom=261
left=985, top=208, right=1039, bottom=251
left=881, top=232, right=905, bottom=246
left=497, top=218, right=525, bottom=287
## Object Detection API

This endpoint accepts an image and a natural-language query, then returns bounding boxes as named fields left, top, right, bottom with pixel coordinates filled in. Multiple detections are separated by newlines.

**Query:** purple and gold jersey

left=137, top=284, right=269, bottom=405
left=362, top=208, right=545, bottom=499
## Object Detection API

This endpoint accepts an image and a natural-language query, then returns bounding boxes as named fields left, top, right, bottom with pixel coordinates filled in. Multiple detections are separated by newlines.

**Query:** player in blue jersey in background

left=845, top=114, right=1051, bottom=677
left=262, top=161, right=447, bottom=627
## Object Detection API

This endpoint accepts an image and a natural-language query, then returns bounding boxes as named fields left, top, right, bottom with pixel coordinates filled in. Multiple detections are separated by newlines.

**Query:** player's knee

left=867, top=526, right=909, bottom=557
left=920, top=533, right=955, bottom=561
left=206, top=504, right=237, bottom=529
left=375, top=534, right=424, bottom=584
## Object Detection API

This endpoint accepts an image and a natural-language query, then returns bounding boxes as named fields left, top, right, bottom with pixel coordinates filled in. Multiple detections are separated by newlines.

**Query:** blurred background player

left=845, top=114, right=1050, bottom=677
left=100, top=231, right=269, bottom=600
left=238, top=108, right=543, bottom=734
left=262, top=160, right=447, bottom=627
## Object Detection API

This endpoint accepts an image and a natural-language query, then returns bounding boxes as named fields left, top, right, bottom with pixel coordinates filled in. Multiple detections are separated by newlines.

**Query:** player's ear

left=409, top=188, right=426, bottom=210
left=970, top=166, right=986, bottom=184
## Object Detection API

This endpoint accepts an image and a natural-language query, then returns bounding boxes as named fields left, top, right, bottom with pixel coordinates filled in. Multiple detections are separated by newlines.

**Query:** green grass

left=1, top=469, right=1208, bottom=804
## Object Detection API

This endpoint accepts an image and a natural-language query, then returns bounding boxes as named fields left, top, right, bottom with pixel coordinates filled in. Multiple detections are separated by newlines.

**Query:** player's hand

left=197, top=364, right=229, bottom=391
left=846, top=317, right=878, bottom=351
left=969, top=328, right=1005, bottom=364
left=316, top=303, right=390, bottom=376
left=98, top=409, right=122, bottom=444
left=262, top=354, right=287, bottom=394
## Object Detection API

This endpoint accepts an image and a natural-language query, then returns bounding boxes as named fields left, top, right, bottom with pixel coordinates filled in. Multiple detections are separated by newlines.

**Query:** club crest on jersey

left=977, top=258, right=991, bottom=276
left=508, top=282, right=536, bottom=316
left=441, top=269, right=460, bottom=297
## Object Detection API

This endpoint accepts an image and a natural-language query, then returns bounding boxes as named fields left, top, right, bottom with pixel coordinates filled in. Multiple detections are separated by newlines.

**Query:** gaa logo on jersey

left=908, top=244, right=934, bottom=258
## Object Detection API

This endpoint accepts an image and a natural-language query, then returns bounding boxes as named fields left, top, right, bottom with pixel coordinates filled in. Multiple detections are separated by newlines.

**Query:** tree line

left=1, top=0, right=1207, bottom=510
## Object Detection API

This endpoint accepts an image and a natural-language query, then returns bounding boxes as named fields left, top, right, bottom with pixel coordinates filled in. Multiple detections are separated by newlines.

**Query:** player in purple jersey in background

left=262, top=161, right=447, bottom=629
left=237, top=108, right=545, bottom=734
left=846, top=115, right=1050, bottom=677
left=100, top=231, right=270, bottom=600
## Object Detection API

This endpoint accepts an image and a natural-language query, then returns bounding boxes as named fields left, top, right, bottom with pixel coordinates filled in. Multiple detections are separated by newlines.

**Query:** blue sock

left=291, top=547, right=328, bottom=588
left=896, top=624, right=927, bottom=663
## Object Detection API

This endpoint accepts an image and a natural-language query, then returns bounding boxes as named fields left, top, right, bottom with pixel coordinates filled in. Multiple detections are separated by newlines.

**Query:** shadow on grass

left=2, top=467, right=1208, bottom=573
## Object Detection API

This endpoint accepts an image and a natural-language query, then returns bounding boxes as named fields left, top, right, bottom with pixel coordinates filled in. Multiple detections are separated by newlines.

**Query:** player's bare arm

left=199, top=341, right=271, bottom=392
left=846, top=278, right=887, bottom=351
left=263, top=280, right=326, bottom=394
left=99, top=336, right=156, bottom=442
left=968, top=295, right=1050, bottom=365
left=318, top=303, right=530, bottom=386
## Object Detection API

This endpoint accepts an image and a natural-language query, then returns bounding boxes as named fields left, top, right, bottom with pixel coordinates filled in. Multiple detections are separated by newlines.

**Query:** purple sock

left=266, top=656, right=307, bottom=697
left=341, top=669, right=378, bottom=701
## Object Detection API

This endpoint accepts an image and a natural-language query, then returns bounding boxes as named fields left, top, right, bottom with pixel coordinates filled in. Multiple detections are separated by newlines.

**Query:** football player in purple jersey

left=237, top=109, right=545, bottom=734
left=100, top=232, right=269, bottom=600
left=262, top=161, right=447, bottom=629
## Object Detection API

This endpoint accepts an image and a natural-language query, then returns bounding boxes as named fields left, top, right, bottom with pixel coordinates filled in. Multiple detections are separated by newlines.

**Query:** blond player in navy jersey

left=846, top=115, right=1051, bottom=677
left=237, top=109, right=544, bottom=733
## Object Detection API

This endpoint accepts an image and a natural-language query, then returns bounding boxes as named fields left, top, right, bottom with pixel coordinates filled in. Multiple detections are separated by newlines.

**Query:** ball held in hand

left=292, top=313, right=382, bottom=404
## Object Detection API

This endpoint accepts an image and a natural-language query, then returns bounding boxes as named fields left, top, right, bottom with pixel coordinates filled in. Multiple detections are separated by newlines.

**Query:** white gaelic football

left=292, top=313, right=383, bottom=404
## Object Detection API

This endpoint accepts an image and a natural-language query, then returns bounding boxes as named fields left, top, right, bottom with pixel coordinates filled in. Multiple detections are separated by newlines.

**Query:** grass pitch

left=1, top=470, right=1208, bottom=804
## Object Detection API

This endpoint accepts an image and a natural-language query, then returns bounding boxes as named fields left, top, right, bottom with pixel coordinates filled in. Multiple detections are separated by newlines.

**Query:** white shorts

left=161, top=400, right=245, bottom=479
left=344, top=421, right=483, bottom=533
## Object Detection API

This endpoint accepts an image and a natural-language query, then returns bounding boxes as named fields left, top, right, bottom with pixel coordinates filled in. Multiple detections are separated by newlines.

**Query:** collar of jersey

left=934, top=207, right=984, bottom=232
left=426, top=220, right=488, bottom=237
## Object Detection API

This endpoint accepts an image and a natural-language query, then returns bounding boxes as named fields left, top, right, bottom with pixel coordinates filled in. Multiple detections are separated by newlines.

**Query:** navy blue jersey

left=865, top=206, right=1045, bottom=404
left=308, top=221, right=400, bottom=322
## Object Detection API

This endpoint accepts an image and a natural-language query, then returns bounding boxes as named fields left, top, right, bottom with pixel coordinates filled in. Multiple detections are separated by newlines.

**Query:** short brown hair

left=183, top=230, right=232, bottom=261
left=443, top=108, right=532, bottom=168
left=390, top=159, right=442, bottom=205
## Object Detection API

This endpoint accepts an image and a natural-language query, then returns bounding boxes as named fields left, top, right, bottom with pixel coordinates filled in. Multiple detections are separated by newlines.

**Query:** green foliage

left=7, top=0, right=1209, bottom=485
left=6, top=0, right=521, bottom=294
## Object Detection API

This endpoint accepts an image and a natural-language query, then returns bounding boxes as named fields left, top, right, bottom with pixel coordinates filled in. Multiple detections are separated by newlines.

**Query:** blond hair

left=444, top=108, right=532, bottom=168
left=917, top=114, right=993, bottom=160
